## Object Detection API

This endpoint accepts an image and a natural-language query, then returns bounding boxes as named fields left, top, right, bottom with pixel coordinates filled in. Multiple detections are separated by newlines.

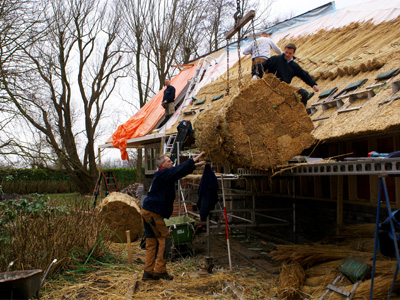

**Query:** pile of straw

left=41, top=241, right=276, bottom=300
left=276, top=263, right=306, bottom=299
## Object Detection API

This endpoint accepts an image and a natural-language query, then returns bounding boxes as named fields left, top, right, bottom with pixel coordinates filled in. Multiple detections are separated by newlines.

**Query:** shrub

left=0, top=195, right=113, bottom=275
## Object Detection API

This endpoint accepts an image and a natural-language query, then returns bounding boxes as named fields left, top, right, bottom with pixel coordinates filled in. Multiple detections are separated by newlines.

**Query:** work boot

left=142, top=271, right=154, bottom=280
left=251, top=75, right=260, bottom=81
left=153, top=272, right=174, bottom=280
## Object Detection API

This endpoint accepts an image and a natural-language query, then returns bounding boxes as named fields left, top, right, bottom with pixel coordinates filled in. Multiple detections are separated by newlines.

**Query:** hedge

left=0, top=167, right=144, bottom=194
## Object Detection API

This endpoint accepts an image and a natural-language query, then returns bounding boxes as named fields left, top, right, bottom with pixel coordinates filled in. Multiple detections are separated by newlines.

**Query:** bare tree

left=120, top=0, right=157, bottom=182
left=0, top=0, right=130, bottom=193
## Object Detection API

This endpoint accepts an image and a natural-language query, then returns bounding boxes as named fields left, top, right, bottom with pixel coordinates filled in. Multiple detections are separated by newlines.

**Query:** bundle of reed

left=194, top=75, right=314, bottom=170
left=306, top=260, right=344, bottom=277
left=276, top=263, right=307, bottom=299
left=307, top=273, right=398, bottom=300
left=335, top=223, right=376, bottom=239
left=304, top=271, right=348, bottom=287
left=269, top=244, right=373, bottom=267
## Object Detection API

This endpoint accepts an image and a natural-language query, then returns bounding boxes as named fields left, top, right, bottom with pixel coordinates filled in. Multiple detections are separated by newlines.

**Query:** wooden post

left=329, top=144, right=338, bottom=200
left=368, top=138, right=379, bottom=203
left=337, top=175, right=344, bottom=235
left=98, top=147, right=103, bottom=199
left=126, top=230, right=133, bottom=265
left=346, top=142, right=358, bottom=201
left=314, top=176, right=323, bottom=198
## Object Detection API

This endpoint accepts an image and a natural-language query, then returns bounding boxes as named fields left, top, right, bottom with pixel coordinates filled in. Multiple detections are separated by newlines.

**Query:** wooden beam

left=337, top=175, right=344, bottom=235
left=225, top=10, right=256, bottom=40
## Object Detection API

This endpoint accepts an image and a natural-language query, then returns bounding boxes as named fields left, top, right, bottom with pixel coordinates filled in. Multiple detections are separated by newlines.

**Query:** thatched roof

left=166, top=17, right=400, bottom=143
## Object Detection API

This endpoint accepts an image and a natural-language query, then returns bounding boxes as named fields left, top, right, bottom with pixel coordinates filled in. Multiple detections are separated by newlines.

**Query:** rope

left=70, top=229, right=131, bottom=273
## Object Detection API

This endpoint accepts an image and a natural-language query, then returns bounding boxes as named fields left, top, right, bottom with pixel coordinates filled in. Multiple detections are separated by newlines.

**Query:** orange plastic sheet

left=111, top=66, right=196, bottom=160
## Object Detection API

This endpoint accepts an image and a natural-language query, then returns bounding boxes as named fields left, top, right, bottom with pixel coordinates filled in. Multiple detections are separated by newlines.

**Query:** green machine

left=164, top=216, right=196, bottom=260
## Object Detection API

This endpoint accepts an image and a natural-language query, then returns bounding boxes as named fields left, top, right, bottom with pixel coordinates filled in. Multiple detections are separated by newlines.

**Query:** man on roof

left=141, top=151, right=206, bottom=281
left=161, top=79, right=176, bottom=122
left=260, top=43, right=319, bottom=105
left=243, top=31, right=283, bottom=81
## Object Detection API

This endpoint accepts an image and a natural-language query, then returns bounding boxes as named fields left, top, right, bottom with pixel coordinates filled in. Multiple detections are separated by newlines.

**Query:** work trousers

left=251, top=57, right=267, bottom=77
left=165, top=102, right=175, bottom=115
left=141, top=209, right=172, bottom=274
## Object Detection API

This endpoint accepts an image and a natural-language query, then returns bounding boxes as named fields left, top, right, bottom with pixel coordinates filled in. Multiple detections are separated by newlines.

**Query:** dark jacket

left=197, top=164, right=219, bottom=221
left=142, top=159, right=196, bottom=218
left=163, top=85, right=176, bottom=103
left=262, top=54, right=317, bottom=88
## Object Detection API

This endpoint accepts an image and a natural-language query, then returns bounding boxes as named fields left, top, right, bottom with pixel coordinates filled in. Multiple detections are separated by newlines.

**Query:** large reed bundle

left=194, top=75, right=314, bottom=170
left=99, top=192, right=142, bottom=243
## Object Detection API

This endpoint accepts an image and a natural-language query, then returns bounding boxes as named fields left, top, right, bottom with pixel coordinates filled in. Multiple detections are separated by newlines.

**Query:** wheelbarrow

left=0, top=259, right=57, bottom=299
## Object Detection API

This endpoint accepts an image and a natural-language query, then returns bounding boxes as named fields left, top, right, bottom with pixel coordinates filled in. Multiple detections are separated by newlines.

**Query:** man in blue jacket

left=260, top=43, right=319, bottom=105
left=141, top=151, right=206, bottom=280
left=161, top=79, right=176, bottom=122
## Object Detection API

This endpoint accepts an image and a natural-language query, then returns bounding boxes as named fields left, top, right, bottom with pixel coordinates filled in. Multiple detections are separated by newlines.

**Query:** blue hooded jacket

left=142, top=159, right=196, bottom=218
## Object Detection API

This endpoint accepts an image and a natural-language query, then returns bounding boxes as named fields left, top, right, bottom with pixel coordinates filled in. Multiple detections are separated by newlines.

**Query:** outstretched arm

left=193, top=151, right=206, bottom=167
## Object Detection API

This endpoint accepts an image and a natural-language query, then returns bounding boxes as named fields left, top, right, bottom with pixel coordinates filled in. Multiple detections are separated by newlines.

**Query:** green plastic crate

left=164, top=216, right=195, bottom=244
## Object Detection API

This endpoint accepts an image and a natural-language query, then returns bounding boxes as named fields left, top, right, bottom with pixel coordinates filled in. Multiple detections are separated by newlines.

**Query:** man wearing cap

left=243, top=31, right=283, bottom=81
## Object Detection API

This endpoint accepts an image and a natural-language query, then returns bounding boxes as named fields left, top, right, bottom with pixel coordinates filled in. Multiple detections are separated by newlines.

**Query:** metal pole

left=177, top=142, right=181, bottom=216
left=207, top=214, right=210, bottom=256
left=221, top=175, right=232, bottom=270
left=370, top=176, right=383, bottom=300
left=292, top=177, right=296, bottom=243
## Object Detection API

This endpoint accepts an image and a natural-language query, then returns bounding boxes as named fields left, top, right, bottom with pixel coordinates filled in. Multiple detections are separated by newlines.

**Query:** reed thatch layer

left=280, top=17, right=400, bottom=142
left=99, top=192, right=142, bottom=243
left=194, top=75, right=314, bottom=169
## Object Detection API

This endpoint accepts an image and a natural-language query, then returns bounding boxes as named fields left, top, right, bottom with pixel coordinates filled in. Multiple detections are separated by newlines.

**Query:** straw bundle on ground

left=269, top=244, right=374, bottom=267
left=276, top=263, right=306, bottom=299
left=194, top=75, right=315, bottom=170
left=306, top=274, right=399, bottom=299
left=99, top=192, right=142, bottom=243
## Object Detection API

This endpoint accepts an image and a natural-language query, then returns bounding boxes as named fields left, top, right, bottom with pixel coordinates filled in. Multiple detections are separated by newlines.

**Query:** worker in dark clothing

left=141, top=152, right=206, bottom=281
left=260, top=43, right=319, bottom=105
left=161, top=79, right=176, bottom=122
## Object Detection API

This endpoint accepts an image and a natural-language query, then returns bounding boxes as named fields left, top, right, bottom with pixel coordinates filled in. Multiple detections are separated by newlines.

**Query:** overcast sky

left=268, top=0, right=366, bottom=19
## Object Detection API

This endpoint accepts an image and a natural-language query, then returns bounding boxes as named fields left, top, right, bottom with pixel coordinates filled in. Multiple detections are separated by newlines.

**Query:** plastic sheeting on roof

left=111, top=66, right=196, bottom=161
left=266, top=2, right=336, bottom=35
left=270, top=0, right=400, bottom=40
left=159, top=50, right=241, bottom=133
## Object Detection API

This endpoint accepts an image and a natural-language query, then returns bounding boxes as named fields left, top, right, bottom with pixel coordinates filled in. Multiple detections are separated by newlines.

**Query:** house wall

left=235, top=132, right=400, bottom=242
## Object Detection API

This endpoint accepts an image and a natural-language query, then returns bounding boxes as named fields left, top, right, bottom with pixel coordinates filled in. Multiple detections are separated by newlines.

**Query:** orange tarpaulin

left=111, top=66, right=196, bottom=160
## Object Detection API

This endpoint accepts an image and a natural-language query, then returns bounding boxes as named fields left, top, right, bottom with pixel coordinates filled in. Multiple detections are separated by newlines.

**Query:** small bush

left=0, top=195, right=112, bottom=275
